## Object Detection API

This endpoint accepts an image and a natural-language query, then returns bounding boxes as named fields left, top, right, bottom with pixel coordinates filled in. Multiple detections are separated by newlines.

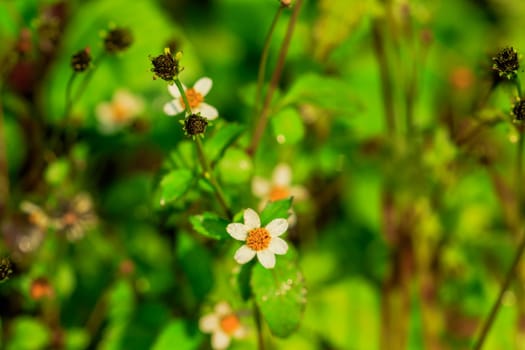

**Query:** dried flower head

left=54, top=193, right=97, bottom=241
left=0, top=257, right=13, bottom=282
left=104, top=27, right=133, bottom=53
left=183, top=113, right=208, bottom=137
left=513, top=99, right=525, bottom=122
left=71, top=48, right=92, bottom=72
left=151, top=48, right=182, bottom=82
left=493, top=46, right=520, bottom=80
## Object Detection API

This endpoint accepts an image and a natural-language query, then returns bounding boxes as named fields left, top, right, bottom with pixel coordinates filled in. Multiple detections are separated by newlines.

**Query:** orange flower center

left=113, top=102, right=130, bottom=122
left=269, top=186, right=290, bottom=201
left=220, top=314, right=241, bottom=335
left=246, top=228, right=271, bottom=251
left=63, top=212, right=78, bottom=226
left=180, top=88, right=203, bottom=109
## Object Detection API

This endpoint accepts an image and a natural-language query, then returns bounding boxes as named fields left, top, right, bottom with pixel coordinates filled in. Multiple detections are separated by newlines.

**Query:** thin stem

left=173, top=78, right=232, bottom=219
left=372, top=20, right=396, bottom=136
left=472, top=229, right=525, bottom=350
left=247, top=0, right=303, bottom=157
left=517, top=131, right=524, bottom=215
left=63, top=72, right=77, bottom=119
left=73, top=52, right=106, bottom=103
left=253, top=302, right=265, bottom=350
left=516, top=77, right=523, bottom=99
left=253, top=5, right=285, bottom=117
left=195, top=137, right=232, bottom=219
left=174, top=78, right=192, bottom=115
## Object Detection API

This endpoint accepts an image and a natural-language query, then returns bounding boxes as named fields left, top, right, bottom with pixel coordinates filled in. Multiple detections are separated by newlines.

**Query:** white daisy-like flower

left=252, top=163, right=308, bottom=225
left=96, top=89, right=145, bottom=134
left=227, top=208, right=289, bottom=269
left=163, top=77, right=218, bottom=120
left=199, top=302, right=246, bottom=350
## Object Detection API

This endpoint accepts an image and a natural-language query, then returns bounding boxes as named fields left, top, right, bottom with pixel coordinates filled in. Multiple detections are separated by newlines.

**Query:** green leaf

left=259, top=198, right=292, bottom=226
left=189, top=212, right=230, bottom=240
left=7, top=317, right=51, bottom=350
left=205, top=123, right=246, bottom=164
left=159, top=169, right=194, bottom=204
left=217, top=148, right=253, bottom=184
left=45, top=158, right=70, bottom=185
left=270, top=107, right=305, bottom=145
left=280, top=73, right=359, bottom=115
left=251, top=249, right=306, bottom=338
left=152, top=320, right=202, bottom=350
left=237, top=261, right=255, bottom=301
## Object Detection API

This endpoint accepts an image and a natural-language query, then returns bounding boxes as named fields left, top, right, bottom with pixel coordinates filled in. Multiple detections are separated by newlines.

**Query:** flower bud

left=183, top=113, right=208, bottom=136
left=71, top=48, right=92, bottom=72
left=0, top=257, right=12, bottom=282
left=104, top=27, right=133, bottom=53
left=150, top=48, right=182, bottom=82
left=493, top=46, right=519, bottom=80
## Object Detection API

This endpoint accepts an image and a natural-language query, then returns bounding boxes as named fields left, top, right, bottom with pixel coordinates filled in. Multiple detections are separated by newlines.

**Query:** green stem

left=0, top=88, right=8, bottom=218
left=247, top=0, right=303, bottom=157
left=73, top=52, right=106, bottom=102
left=516, top=77, right=523, bottom=99
left=517, top=131, right=524, bottom=215
left=63, top=72, right=77, bottom=119
left=253, top=302, right=265, bottom=350
left=174, top=78, right=192, bottom=115
left=253, top=5, right=285, bottom=118
left=472, top=229, right=525, bottom=350
left=173, top=78, right=233, bottom=219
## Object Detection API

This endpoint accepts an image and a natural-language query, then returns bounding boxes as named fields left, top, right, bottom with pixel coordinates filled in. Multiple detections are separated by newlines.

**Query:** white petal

left=199, top=314, right=219, bottom=333
left=168, top=83, right=184, bottom=98
left=163, top=100, right=184, bottom=116
left=257, top=250, right=276, bottom=269
left=269, top=237, right=288, bottom=255
left=234, top=245, right=256, bottom=264
left=290, top=186, right=308, bottom=201
left=226, top=223, right=248, bottom=241
left=265, top=218, right=288, bottom=237
left=196, top=103, right=219, bottom=120
left=194, top=77, right=213, bottom=96
left=214, top=302, right=232, bottom=316
left=272, top=163, right=292, bottom=187
left=96, top=103, right=113, bottom=121
left=233, top=326, right=247, bottom=339
left=212, top=331, right=231, bottom=350
left=244, top=208, right=260, bottom=229
left=252, top=177, right=271, bottom=198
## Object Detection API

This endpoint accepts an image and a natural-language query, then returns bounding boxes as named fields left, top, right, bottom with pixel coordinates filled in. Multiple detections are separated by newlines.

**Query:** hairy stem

left=247, top=0, right=303, bottom=157
left=253, top=5, right=285, bottom=118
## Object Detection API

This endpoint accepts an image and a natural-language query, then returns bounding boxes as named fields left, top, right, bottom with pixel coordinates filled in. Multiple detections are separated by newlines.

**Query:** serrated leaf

left=189, top=212, right=229, bottom=240
left=259, top=198, right=292, bottom=226
left=205, top=123, right=246, bottom=164
left=251, top=249, right=306, bottom=338
left=159, top=169, right=194, bottom=204
left=271, top=107, right=305, bottom=145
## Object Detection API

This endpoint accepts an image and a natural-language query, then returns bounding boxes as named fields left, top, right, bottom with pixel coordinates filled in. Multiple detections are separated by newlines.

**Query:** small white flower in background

left=163, top=77, right=218, bottom=120
left=96, top=89, right=144, bottom=134
left=227, top=208, right=289, bottom=269
left=252, top=163, right=308, bottom=225
left=199, top=302, right=246, bottom=350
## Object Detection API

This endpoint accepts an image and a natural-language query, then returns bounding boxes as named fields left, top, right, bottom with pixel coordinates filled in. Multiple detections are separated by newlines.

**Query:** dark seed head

left=513, top=99, right=525, bottom=121
left=0, top=257, right=13, bottom=282
left=71, top=48, right=91, bottom=72
left=493, top=46, right=519, bottom=80
left=104, top=27, right=133, bottom=53
left=184, top=114, right=208, bottom=136
left=150, top=48, right=181, bottom=82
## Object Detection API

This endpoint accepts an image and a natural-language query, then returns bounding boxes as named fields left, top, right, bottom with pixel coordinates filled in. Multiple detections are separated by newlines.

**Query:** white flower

left=199, top=302, right=246, bottom=350
left=96, top=89, right=144, bottom=134
left=252, top=163, right=308, bottom=225
left=163, top=77, right=218, bottom=120
left=226, top=208, right=289, bottom=269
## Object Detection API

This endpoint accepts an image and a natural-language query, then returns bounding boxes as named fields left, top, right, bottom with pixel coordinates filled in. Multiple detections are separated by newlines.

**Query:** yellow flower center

left=63, top=211, right=78, bottom=226
left=246, top=228, right=271, bottom=251
left=269, top=186, right=290, bottom=201
left=112, top=102, right=130, bottom=122
left=180, top=88, right=203, bottom=109
left=220, top=314, right=241, bottom=335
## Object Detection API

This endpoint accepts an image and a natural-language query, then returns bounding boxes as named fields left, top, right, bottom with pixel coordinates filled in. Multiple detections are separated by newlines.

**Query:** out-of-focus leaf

left=177, top=233, right=214, bottom=301
left=7, top=317, right=51, bottom=350
left=103, top=174, right=153, bottom=217
left=159, top=169, right=194, bottom=204
left=64, top=328, right=90, bottom=350
left=205, top=123, right=246, bottom=164
left=152, top=320, right=202, bottom=350
left=189, top=212, right=229, bottom=240
left=279, top=73, right=360, bottom=115
left=99, top=280, right=135, bottom=350
left=217, top=148, right=252, bottom=184
left=270, top=107, right=305, bottom=145
left=45, top=158, right=70, bottom=185
left=251, top=248, right=306, bottom=338
left=259, top=198, right=292, bottom=226
left=4, top=116, right=25, bottom=174
left=237, top=260, right=254, bottom=301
